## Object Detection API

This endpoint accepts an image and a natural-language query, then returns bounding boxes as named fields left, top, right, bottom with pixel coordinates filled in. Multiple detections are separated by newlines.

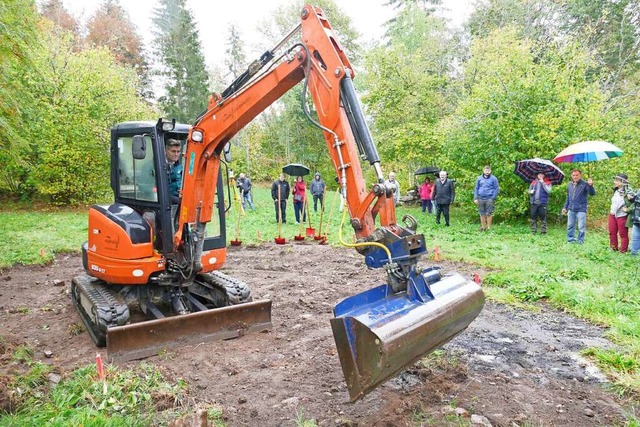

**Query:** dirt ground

left=1, top=243, right=637, bottom=426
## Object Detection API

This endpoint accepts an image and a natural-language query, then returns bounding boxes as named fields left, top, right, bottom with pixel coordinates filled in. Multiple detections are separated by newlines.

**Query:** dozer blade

left=107, top=300, right=272, bottom=362
left=331, top=272, right=484, bottom=401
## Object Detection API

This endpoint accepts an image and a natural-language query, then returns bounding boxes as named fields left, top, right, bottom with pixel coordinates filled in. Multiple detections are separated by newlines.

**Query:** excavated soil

left=0, top=244, right=637, bottom=426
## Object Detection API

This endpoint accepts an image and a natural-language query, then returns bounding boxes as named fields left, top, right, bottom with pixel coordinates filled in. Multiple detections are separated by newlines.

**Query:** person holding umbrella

left=562, top=169, right=595, bottom=244
left=419, top=177, right=434, bottom=214
left=292, top=176, right=307, bottom=224
left=529, top=172, right=552, bottom=234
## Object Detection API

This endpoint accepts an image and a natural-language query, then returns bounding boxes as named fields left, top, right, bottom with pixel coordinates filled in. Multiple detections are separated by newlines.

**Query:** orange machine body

left=85, top=205, right=225, bottom=284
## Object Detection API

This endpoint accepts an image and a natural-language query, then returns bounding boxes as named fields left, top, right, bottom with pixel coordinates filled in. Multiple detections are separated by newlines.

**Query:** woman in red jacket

left=419, top=177, right=434, bottom=214
left=292, top=176, right=307, bottom=224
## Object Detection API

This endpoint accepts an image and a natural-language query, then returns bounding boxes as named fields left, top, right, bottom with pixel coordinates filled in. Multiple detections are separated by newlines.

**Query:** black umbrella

left=282, top=163, right=310, bottom=176
left=415, top=166, right=440, bottom=176
left=514, top=158, right=565, bottom=185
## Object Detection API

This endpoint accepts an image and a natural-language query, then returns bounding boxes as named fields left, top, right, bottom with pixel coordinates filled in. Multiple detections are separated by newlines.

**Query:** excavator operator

left=165, top=138, right=183, bottom=204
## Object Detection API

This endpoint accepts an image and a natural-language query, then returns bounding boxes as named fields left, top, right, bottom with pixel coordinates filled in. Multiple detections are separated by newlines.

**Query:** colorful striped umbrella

left=514, top=158, right=565, bottom=185
left=553, top=140, right=623, bottom=163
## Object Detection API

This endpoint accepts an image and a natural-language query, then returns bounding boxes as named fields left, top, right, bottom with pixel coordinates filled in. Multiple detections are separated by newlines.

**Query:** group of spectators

left=553, top=169, right=640, bottom=255
left=414, top=162, right=640, bottom=255
left=166, top=140, right=640, bottom=255
left=417, top=166, right=498, bottom=229
left=267, top=172, right=326, bottom=224
left=418, top=171, right=457, bottom=227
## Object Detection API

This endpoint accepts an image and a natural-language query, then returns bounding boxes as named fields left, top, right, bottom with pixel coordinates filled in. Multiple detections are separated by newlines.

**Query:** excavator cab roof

left=112, top=120, right=191, bottom=135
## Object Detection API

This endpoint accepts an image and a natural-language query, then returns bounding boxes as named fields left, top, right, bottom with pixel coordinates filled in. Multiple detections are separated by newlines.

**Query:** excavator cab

left=108, top=119, right=225, bottom=256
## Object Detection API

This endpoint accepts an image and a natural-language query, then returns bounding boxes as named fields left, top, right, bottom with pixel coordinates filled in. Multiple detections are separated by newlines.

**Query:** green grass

left=0, top=341, right=225, bottom=426
left=1, top=185, right=639, bottom=413
left=0, top=210, right=87, bottom=268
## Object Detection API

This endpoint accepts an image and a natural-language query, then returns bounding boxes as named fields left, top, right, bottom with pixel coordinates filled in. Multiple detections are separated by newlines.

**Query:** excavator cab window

left=117, top=135, right=158, bottom=202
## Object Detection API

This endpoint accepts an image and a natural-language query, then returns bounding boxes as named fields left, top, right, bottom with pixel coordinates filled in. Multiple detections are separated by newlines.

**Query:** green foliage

left=438, top=27, right=628, bottom=219
left=583, top=348, right=638, bottom=374
left=2, top=18, right=155, bottom=203
left=2, top=356, right=190, bottom=425
left=362, top=5, right=452, bottom=180
left=0, top=0, right=39, bottom=194
left=295, top=407, right=318, bottom=427
left=0, top=338, right=223, bottom=425
left=85, top=0, right=153, bottom=99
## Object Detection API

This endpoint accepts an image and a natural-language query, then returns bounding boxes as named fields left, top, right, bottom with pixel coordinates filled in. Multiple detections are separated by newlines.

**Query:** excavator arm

left=173, top=4, right=484, bottom=401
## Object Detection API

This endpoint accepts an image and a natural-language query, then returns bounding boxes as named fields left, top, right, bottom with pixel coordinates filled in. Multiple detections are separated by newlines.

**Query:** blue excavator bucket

left=331, top=267, right=485, bottom=401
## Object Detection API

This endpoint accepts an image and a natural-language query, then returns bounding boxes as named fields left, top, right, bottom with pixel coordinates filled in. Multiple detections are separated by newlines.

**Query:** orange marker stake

left=96, top=353, right=107, bottom=394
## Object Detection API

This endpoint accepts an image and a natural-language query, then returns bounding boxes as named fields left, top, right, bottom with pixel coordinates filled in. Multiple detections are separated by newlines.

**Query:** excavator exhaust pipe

left=331, top=270, right=484, bottom=401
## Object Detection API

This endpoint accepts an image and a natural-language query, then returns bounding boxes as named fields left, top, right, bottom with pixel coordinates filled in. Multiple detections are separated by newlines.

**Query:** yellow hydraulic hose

left=337, top=203, right=392, bottom=264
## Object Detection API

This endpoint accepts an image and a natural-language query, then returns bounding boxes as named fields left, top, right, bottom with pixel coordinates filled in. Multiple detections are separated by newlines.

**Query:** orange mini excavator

left=71, top=4, right=484, bottom=401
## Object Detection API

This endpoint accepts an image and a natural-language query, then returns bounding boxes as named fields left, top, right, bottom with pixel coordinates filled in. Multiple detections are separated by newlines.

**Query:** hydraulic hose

left=338, top=204, right=392, bottom=264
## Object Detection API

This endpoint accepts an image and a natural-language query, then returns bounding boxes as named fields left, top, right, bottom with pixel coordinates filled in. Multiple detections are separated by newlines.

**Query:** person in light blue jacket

left=562, top=169, right=596, bottom=244
left=474, top=165, right=499, bottom=232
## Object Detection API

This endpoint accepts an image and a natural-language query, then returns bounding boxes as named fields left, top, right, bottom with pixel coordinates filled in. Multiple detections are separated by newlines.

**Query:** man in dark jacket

left=271, top=173, right=290, bottom=223
left=236, top=173, right=254, bottom=211
left=165, top=139, right=183, bottom=204
left=431, top=170, right=455, bottom=226
left=529, top=172, right=552, bottom=234
left=310, top=172, right=326, bottom=212
left=562, top=169, right=595, bottom=244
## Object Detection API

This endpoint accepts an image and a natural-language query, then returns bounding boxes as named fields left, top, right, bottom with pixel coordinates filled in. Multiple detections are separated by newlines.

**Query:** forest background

left=1, top=0, right=639, bottom=220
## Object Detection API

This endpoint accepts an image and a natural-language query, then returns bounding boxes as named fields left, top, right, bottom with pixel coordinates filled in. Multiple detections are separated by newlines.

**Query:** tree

left=466, top=0, right=640, bottom=98
left=223, top=23, right=247, bottom=79
left=152, top=0, right=210, bottom=123
left=0, top=0, right=41, bottom=195
left=361, top=3, right=453, bottom=188
left=438, top=27, right=628, bottom=218
left=39, top=0, right=78, bottom=37
left=85, top=0, right=153, bottom=99
left=11, top=19, right=155, bottom=203
left=246, top=0, right=363, bottom=181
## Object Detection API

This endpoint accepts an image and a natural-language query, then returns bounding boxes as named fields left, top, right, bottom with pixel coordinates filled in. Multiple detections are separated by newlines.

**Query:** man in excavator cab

left=71, top=4, right=484, bottom=402
left=165, top=138, right=183, bottom=204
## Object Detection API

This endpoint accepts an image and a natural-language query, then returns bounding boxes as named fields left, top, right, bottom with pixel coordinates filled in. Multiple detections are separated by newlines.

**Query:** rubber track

left=71, top=275, right=129, bottom=346
left=197, top=271, right=252, bottom=304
